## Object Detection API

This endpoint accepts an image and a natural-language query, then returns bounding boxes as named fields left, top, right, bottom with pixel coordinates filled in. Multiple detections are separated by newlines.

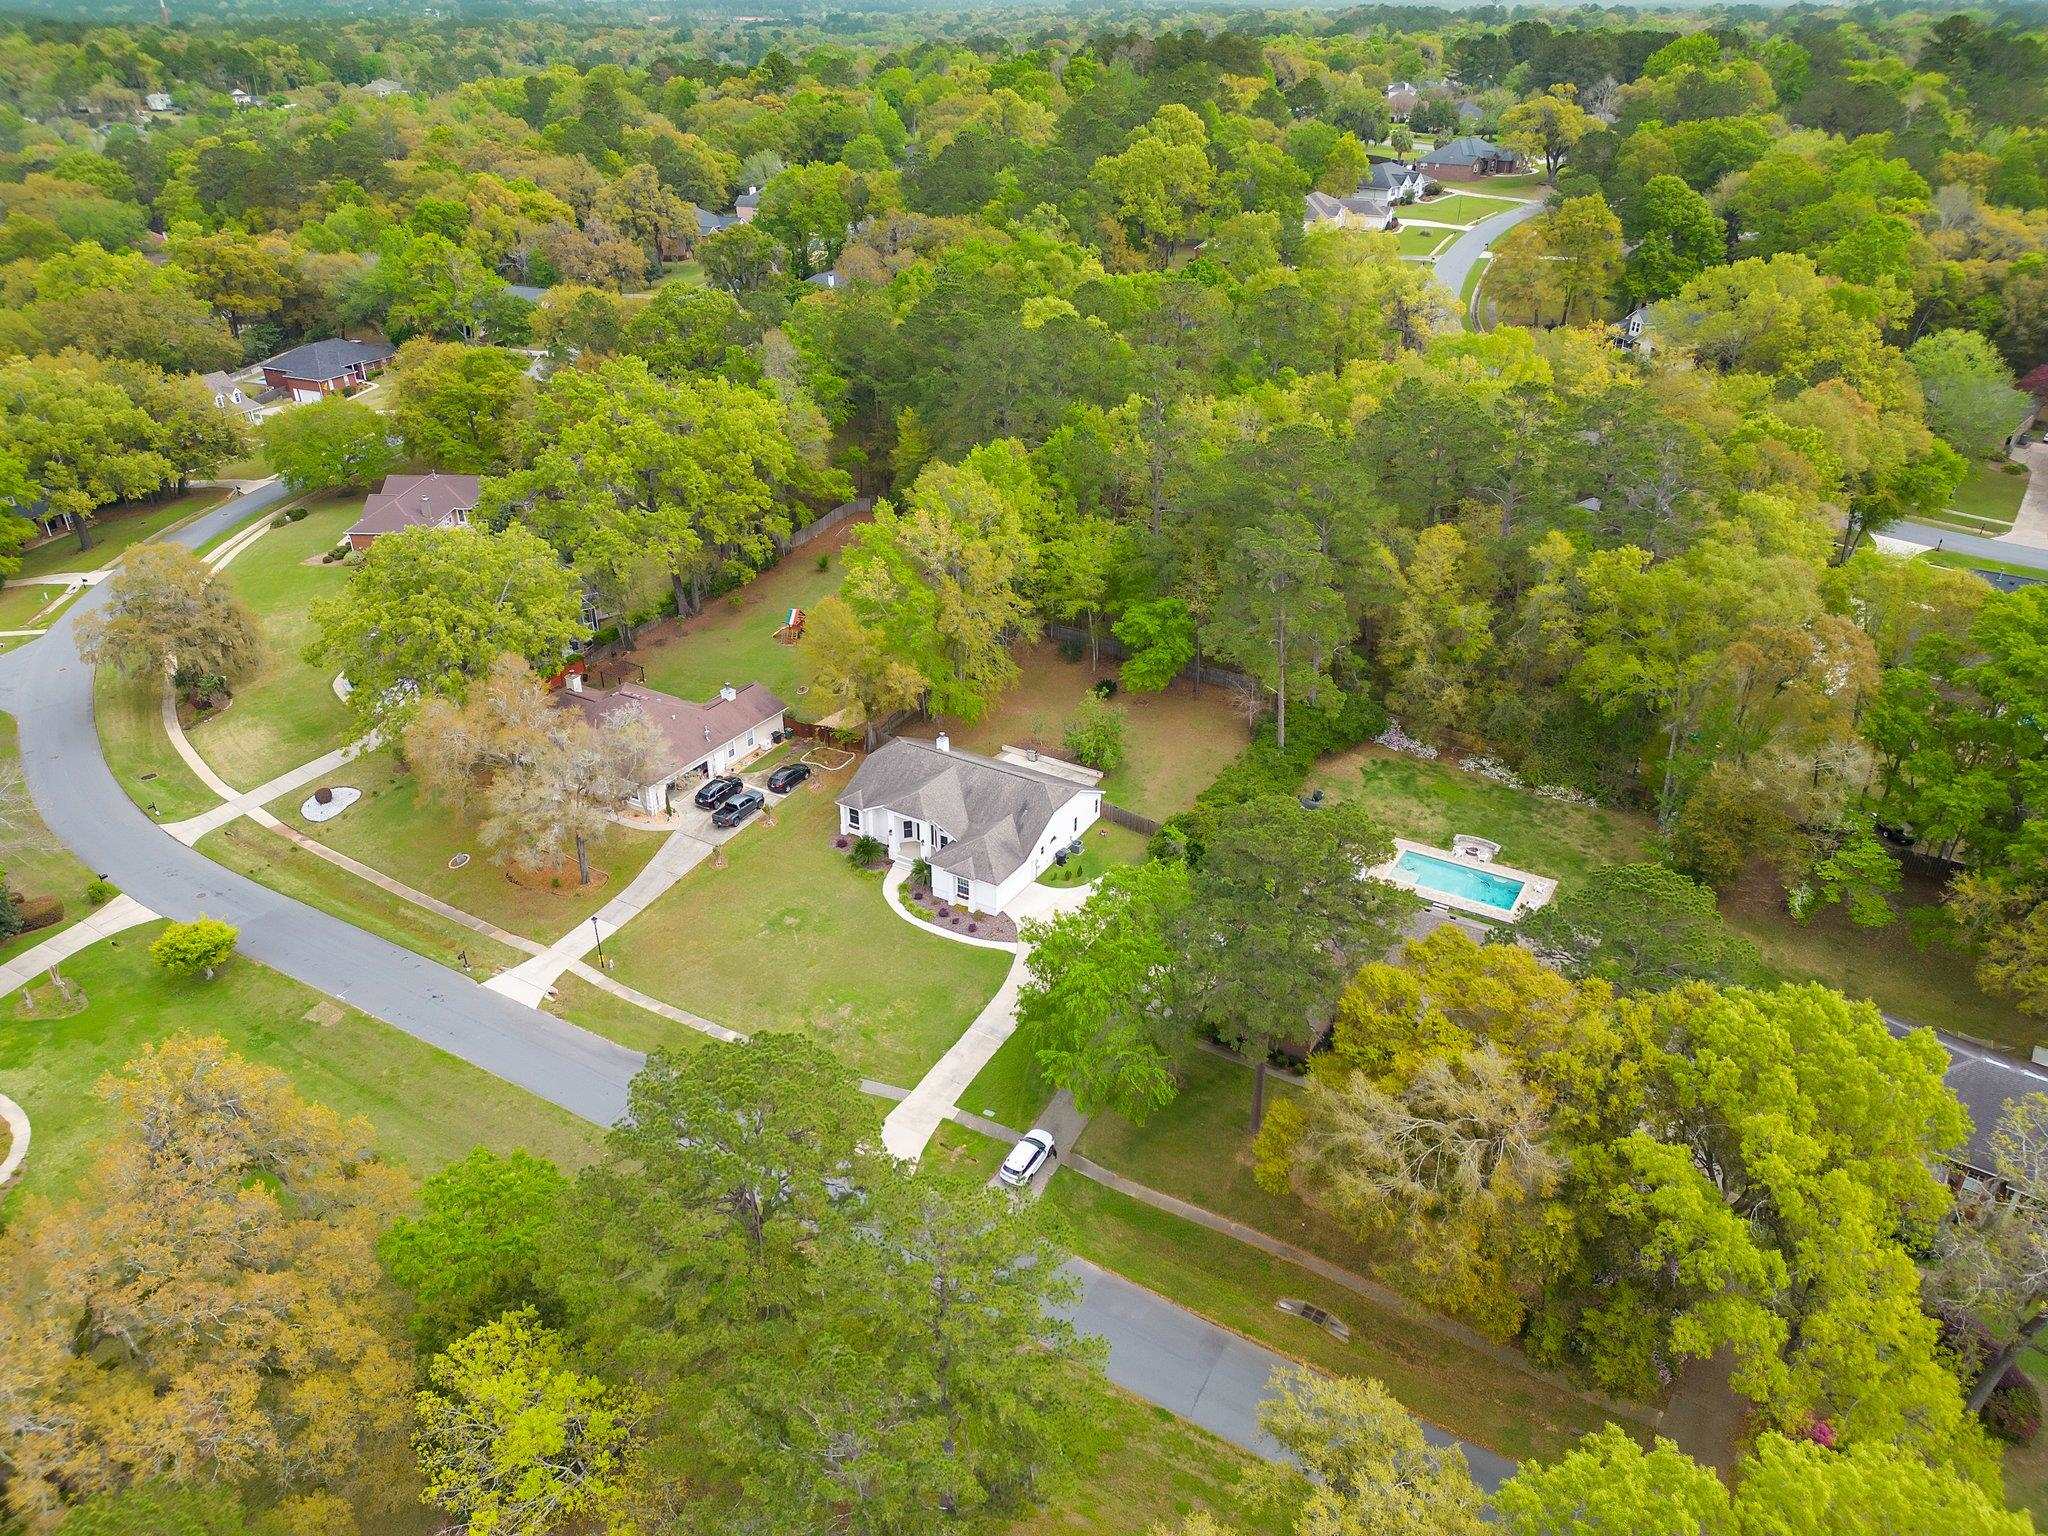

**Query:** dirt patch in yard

left=504, top=858, right=612, bottom=895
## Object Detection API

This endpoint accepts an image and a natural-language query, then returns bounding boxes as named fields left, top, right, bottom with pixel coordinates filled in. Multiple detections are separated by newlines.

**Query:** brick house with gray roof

left=258, top=338, right=396, bottom=402
left=837, top=736, right=1101, bottom=913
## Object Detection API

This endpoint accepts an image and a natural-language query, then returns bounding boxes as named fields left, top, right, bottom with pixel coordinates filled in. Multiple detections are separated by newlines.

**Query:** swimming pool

left=1392, top=848, right=1527, bottom=915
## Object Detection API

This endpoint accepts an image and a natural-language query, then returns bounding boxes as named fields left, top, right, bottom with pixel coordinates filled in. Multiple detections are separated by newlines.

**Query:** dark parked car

left=767, top=762, right=812, bottom=794
left=694, top=775, right=743, bottom=809
left=711, top=789, right=765, bottom=829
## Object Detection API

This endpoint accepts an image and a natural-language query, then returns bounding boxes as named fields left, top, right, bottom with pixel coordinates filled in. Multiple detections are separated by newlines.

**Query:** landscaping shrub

left=15, top=893, right=63, bottom=933
left=83, top=878, right=117, bottom=907
left=149, top=915, right=238, bottom=980
left=911, top=858, right=932, bottom=891
left=272, top=514, right=291, bottom=529
left=816, top=552, right=831, bottom=571
left=1987, top=1370, right=2042, bottom=1446
left=1092, top=677, right=1117, bottom=699
left=848, top=834, right=884, bottom=870
left=1064, top=693, right=1127, bottom=772
left=1057, top=635, right=1085, bottom=664
left=286, top=505, right=308, bottom=522
left=0, top=886, right=20, bottom=939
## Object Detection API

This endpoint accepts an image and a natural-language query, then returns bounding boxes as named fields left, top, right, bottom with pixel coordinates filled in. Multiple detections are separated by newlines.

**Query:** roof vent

left=935, top=733, right=950, bottom=753
left=720, top=684, right=737, bottom=702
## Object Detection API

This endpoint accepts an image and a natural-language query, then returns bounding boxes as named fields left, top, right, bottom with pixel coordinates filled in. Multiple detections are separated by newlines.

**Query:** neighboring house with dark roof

left=346, top=473, right=480, bottom=551
left=556, top=677, right=785, bottom=813
left=696, top=207, right=740, bottom=238
left=259, top=338, right=396, bottom=402
left=734, top=187, right=761, bottom=223
left=1385, top=80, right=1419, bottom=118
left=806, top=270, right=847, bottom=290
left=837, top=736, right=1102, bottom=913
left=1419, top=136, right=1521, bottom=181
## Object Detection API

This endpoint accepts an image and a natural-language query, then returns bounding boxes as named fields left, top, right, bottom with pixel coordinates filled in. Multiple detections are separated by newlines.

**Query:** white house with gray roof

left=838, top=736, right=1101, bottom=914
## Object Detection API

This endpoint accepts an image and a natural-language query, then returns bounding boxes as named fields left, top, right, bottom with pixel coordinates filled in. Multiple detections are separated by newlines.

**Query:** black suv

left=694, top=775, right=743, bottom=809
left=712, top=789, right=765, bottom=829
left=766, top=762, right=812, bottom=794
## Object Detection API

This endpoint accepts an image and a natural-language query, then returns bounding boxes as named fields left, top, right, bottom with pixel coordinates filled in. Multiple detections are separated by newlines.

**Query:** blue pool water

left=1392, top=849, right=1526, bottom=914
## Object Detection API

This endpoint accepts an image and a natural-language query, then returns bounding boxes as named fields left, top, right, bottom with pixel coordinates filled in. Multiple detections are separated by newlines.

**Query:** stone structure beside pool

left=1367, top=837, right=1556, bottom=921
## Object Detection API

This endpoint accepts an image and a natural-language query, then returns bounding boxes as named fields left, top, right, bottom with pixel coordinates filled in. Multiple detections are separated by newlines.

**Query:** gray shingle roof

left=258, top=338, right=395, bottom=380
left=839, top=738, right=1089, bottom=885
left=1422, top=135, right=1510, bottom=167
left=696, top=207, right=740, bottom=237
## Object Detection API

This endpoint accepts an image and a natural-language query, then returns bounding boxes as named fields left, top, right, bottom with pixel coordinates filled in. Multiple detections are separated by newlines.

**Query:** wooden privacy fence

left=781, top=497, right=874, bottom=555
left=1100, top=802, right=1161, bottom=837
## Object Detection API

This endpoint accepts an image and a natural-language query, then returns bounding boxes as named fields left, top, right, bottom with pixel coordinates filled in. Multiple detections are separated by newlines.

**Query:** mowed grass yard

left=0, top=715, right=98, bottom=966
left=604, top=765, right=1013, bottom=1088
left=11, top=487, right=230, bottom=581
left=1393, top=223, right=1454, bottom=258
left=0, top=926, right=600, bottom=1209
left=93, top=665, right=221, bottom=823
left=0, top=583, right=64, bottom=631
left=900, top=641, right=1251, bottom=822
left=1408, top=191, right=1524, bottom=225
left=634, top=531, right=859, bottom=714
left=1315, top=746, right=2024, bottom=1049
left=265, top=746, right=670, bottom=945
left=186, top=495, right=359, bottom=791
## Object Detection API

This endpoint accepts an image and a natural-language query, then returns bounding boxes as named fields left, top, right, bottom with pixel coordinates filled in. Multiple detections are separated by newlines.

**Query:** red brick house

left=346, top=473, right=481, bottom=553
left=258, top=339, right=396, bottom=403
left=1418, top=136, right=1523, bottom=182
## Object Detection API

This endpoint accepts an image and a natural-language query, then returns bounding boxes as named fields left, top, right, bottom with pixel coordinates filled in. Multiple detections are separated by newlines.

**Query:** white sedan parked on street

left=998, top=1128, right=1058, bottom=1188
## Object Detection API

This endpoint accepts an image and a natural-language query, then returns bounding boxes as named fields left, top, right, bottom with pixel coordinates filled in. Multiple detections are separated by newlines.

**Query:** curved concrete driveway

left=1433, top=196, right=1546, bottom=318
left=0, top=482, right=1520, bottom=1490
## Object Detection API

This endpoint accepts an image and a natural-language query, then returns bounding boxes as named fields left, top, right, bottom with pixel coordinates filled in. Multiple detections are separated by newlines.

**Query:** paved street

left=1433, top=195, right=1545, bottom=315
left=1889, top=521, right=2048, bottom=572
left=16, top=481, right=2040, bottom=1497
left=0, top=480, right=1514, bottom=1480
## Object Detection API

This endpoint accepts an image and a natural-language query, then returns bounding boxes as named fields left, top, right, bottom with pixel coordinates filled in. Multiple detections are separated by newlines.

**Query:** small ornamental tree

left=1064, top=692, right=1128, bottom=772
left=149, top=915, right=238, bottom=980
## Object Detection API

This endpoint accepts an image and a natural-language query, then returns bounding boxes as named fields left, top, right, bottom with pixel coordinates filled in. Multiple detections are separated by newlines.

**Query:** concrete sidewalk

left=487, top=828, right=714, bottom=1007
left=164, top=733, right=379, bottom=845
left=0, top=893, right=157, bottom=996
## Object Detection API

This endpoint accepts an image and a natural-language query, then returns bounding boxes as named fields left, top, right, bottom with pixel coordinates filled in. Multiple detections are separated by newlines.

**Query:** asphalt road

left=1889, top=521, right=2048, bottom=573
left=1433, top=196, right=1546, bottom=316
left=0, top=480, right=1522, bottom=1491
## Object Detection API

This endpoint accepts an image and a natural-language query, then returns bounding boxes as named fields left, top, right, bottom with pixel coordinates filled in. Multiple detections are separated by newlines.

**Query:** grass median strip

left=93, top=666, right=220, bottom=822
left=199, top=820, right=528, bottom=975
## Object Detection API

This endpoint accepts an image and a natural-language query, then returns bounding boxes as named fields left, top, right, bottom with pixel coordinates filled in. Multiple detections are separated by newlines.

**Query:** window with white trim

left=846, top=807, right=861, bottom=831
left=955, top=876, right=972, bottom=901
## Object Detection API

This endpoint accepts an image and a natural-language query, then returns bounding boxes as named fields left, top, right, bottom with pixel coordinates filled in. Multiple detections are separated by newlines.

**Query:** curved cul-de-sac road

left=0, top=483, right=1517, bottom=1487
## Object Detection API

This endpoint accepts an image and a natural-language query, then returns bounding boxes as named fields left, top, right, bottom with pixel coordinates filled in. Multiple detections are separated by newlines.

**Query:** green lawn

left=1483, top=172, right=1553, bottom=192
left=604, top=765, right=1013, bottom=1088
left=961, top=1027, right=1051, bottom=1131
left=1393, top=223, right=1454, bottom=258
left=185, top=496, right=359, bottom=791
left=901, top=641, right=1251, bottom=822
left=267, top=746, right=669, bottom=946
left=1951, top=459, right=2030, bottom=529
left=635, top=537, right=855, bottom=714
left=0, top=582, right=62, bottom=631
left=93, top=665, right=220, bottom=822
left=1318, top=745, right=2027, bottom=1049
left=1036, top=818, right=1149, bottom=889
left=1046, top=1170, right=1627, bottom=1465
left=1010, top=1381, right=1291, bottom=1536
left=1408, top=192, right=1523, bottom=226
left=12, top=488, right=230, bottom=580
left=0, top=925, right=600, bottom=1209
left=198, top=820, right=528, bottom=976
left=0, top=715, right=99, bottom=966
left=1316, top=746, right=1651, bottom=885
left=1924, top=551, right=2045, bottom=584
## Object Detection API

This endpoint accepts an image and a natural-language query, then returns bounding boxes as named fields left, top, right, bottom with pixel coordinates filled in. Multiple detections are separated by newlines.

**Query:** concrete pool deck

left=1367, top=837, right=1557, bottom=921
